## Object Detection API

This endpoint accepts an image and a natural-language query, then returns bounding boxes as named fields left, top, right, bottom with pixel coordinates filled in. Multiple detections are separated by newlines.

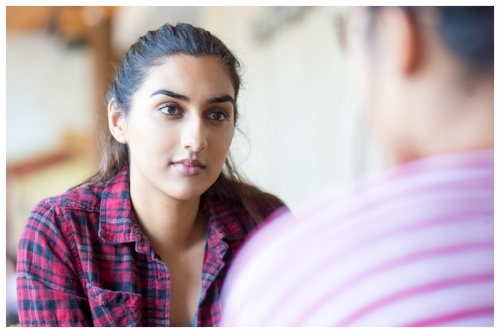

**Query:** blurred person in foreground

left=16, top=22, right=286, bottom=327
left=221, top=6, right=493, bottom=326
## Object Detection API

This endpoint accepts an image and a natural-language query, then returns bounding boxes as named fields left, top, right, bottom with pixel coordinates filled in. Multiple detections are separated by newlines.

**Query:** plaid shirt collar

left=98, top=165, right=245, bottom=248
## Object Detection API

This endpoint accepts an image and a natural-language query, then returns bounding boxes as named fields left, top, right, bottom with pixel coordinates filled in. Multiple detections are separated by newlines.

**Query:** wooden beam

left=6, top=6, right=54, bottom=31
left=85, top=8, right=117, bottom=164
left=6, top=148, right=77, bottom=177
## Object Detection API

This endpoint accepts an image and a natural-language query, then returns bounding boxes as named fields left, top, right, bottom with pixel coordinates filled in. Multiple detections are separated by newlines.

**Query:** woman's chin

left=165, top=185, right=209, bottom=202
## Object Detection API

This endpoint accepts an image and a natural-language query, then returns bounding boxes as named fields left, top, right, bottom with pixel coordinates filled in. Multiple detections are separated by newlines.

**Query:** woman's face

left=116, top=54, right=236, bottom=201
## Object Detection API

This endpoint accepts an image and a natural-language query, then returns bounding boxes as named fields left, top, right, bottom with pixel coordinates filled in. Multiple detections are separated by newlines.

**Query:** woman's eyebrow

left=208, top=95, right=235, bottom=105
left=150, top=89, right=234, bottom=105
left=150, top=89, right=189, bottom=101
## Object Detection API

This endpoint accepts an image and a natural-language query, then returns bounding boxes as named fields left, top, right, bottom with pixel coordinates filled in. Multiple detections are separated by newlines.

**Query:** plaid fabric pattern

left=17, top=165, right=286, bottom=327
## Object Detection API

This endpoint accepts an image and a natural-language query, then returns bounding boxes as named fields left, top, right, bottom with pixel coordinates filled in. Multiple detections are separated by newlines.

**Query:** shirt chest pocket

left=87, top=284, right=142, bottom=327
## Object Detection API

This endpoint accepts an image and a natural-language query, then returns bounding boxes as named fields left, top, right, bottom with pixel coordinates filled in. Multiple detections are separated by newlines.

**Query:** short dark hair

left=435, top=6, right=493, bottom=72
left=369, top=6, right=494, bottom=73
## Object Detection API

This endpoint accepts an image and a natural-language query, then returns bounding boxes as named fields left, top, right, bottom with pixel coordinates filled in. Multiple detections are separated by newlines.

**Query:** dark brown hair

left=78, top=22, right=273, bottom=222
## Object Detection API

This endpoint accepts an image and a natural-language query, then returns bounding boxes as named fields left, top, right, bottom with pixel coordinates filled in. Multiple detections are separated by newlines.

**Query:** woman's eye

left=207, top=111, right=229, bottom=121
left=159, top=104, right=181, bottom=115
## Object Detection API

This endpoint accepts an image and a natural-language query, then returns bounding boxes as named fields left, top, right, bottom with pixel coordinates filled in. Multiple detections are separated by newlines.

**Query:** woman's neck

left=128, top=168, right=205, bottom=251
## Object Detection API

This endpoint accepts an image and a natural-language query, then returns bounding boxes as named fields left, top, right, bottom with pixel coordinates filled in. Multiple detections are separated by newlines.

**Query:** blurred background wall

left=5, top=6, right=385, bottom=326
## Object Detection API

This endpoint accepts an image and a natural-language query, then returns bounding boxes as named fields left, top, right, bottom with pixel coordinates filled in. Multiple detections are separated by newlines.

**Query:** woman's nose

left=181, top=114, right=208, bottom=152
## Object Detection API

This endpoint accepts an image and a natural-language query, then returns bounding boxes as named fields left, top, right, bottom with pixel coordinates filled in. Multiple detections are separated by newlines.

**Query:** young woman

left=17, top=22, right=287, bottom=327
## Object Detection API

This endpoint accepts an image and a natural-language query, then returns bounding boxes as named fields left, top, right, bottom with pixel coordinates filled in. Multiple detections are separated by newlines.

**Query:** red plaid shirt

left=17, top=165, right=286, bottom=327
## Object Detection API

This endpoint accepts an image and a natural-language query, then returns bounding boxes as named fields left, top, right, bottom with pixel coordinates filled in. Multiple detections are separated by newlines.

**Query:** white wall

left=112, top=6, right=200, bottom=52
left=200, top=6, right=385, bottom=208
left=6, top=32, right=93, bottom=164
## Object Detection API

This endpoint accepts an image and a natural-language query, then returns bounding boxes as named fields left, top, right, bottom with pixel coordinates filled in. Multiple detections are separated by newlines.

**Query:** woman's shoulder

left=248, top=189, right=288, bottom=220
left=205, top=183, right=288, bottom=238
left=40, top=183, right=105, bottom=212
left=20, top=183, right=106, bottom=252
left=52, top=185, right=104, bottom=209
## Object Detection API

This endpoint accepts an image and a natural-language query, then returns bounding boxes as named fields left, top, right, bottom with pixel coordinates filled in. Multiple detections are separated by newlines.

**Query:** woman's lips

left=171, top=159, right=205, bottom=176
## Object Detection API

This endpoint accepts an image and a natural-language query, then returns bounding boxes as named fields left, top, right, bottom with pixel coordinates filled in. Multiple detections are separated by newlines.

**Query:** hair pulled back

left=80, top=22, right=267, bottom=221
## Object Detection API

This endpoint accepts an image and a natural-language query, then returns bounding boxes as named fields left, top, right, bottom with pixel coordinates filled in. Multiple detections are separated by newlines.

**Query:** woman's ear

left=379, top=7, right=420, bottom=76
left=108, top=99, right=128, bottom=144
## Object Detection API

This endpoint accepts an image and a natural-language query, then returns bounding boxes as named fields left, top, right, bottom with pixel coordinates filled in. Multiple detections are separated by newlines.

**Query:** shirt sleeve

left=17, top=200, right=92, bottom=326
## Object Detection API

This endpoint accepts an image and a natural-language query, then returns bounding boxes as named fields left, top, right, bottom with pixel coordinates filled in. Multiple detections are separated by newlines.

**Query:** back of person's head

left=434, top=6, right=493, bottom=73
left=372, top=7, right=493, bottom=74
left=341, top=6, right=493, bottom=164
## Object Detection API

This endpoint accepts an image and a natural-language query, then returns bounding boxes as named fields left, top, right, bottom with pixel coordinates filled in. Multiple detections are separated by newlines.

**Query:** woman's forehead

left=138, top=54, right=236, bottom=99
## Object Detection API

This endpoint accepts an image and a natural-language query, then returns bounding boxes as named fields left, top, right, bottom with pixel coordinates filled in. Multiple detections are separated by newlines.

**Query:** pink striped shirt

left=221, top=149, right=494, bottom=327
